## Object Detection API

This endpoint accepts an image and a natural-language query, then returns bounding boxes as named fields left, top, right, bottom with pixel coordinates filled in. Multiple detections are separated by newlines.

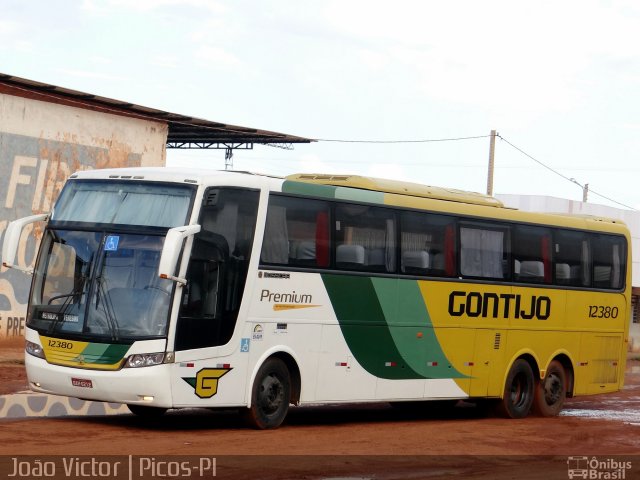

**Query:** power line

left=179, top=128, right=635, bottom=210
left=497, top=135, right=576, bottom=184
left=498, top=135, right=637, bottom=211
left=317, top=134, right=491, bottom=144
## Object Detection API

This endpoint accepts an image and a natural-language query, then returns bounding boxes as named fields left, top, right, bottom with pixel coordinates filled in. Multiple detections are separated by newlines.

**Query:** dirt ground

left=1, top=338, right=639, bottom=479
left=0, top=337, right=28, bottom=394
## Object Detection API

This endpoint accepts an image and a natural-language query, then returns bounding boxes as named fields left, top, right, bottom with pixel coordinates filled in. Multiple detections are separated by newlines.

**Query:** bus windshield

left=28, top=230, right=173, bottom=340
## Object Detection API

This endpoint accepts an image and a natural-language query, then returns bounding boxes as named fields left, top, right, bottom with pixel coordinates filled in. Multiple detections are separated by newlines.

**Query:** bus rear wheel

left=243, top=358, right=291, bottom=429
left=127, top=404, right=168, bottom=417
left=497, top=359, right=534, bottom=419
left=532, top=360, right=567, bottom=417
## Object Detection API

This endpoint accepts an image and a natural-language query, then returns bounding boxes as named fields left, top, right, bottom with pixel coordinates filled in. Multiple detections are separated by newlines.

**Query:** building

left=0, top=73, right=312, bottom=339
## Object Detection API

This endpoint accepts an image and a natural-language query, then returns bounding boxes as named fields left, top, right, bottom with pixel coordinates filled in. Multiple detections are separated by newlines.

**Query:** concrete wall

left=0, top=91, right=168, bottom=338
left=631, top=323, right=640, bottom=354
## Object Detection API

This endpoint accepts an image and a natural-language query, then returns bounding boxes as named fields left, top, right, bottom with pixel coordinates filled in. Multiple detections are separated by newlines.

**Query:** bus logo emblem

left=182, top=368, right=232, bottom=398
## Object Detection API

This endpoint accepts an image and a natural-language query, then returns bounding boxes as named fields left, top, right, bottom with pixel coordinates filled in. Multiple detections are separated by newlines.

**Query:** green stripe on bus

left=335, top=187, right=385, bottom=204
left=282, top=181, right=338, bottom=199
left=282, top=181, right=385, bottom=205
left=81, top=343, right=129, bottom=364
left=321, top=274, right=423, bottom=379
left=370, top=278, right=466, bottom=379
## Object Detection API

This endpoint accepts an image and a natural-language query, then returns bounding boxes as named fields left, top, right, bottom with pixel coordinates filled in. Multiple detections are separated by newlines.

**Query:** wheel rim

left=510, top=372, right=530, bottom=408
left=258, top=373, right=285, bottom=416
left=543, top=372, right=563, bottom=405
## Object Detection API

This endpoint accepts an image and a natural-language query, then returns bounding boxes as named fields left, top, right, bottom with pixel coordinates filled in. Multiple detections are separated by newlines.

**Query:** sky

left=2, top=0, right=640, bottom=210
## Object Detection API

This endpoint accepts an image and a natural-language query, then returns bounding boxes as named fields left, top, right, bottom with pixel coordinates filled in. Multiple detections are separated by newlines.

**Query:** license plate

left=71, top=378, right=93, bottom=388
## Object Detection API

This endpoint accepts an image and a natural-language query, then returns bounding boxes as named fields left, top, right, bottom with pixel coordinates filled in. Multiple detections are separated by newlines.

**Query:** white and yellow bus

left=2, top=168, right=631, bottom=428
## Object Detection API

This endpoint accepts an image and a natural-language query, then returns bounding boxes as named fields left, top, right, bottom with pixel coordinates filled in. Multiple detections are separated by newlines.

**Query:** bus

left=2, top=168, right=631, bottom=428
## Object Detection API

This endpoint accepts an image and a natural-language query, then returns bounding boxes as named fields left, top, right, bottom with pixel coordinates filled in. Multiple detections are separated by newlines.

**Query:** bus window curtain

left=612, top=244, right=621, bottom=289
left=445, top=224, right=456, bottom=277
left=316, top=211, right=330, bottom=267
left=460, top=227, right=504, bottom=278
left=261, top=206, right=289, bottom=264
left=542, top=235, right=552, bottom=283
left=385, top=218, right=396, bottom=272
left=581, top=240, right=591, bottom=286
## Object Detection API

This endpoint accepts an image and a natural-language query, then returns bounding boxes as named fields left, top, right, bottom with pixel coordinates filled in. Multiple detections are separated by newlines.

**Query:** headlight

left=26, top=341, right=45, bottom=359
left=125, top=352, right=166, bottom=368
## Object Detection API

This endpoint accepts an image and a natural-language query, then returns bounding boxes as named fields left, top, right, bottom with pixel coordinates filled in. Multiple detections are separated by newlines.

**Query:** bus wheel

left=127, top=404, right=168, bottom=417
left=244, top=358, right=291, bottom=429
left=532, top=360, right=567, bottom=417
left=497, top=359, right=534, bottom=419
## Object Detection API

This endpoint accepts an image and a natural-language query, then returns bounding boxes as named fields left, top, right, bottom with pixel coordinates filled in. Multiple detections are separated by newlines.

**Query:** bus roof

left=286, top=173, right=505, bottom=208
left=67, top=168, right=626, bottom=230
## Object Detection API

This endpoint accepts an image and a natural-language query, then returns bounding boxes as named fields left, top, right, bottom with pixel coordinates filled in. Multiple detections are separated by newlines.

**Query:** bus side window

left=261, top=195, right=331, bottom=269
left=592, top=234, right=625, bottom=289
left=400, top=212, right=456, bottom=277
left=459, top=223, right=508, bottom=279
left=553, top=230, right=591, bottom=287
left=335, top=204, right=396, bottom=273
left=512, top=225, right=552, bottom=284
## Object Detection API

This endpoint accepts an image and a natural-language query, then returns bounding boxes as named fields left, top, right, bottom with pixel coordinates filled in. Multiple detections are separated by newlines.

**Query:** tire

left=496, top=359, right=535, bottom=419
left=243, top=358, right=291, bottom=429
left=127, top=404, right=168, bottom=417
left=532, top=360, right=567, bottom=417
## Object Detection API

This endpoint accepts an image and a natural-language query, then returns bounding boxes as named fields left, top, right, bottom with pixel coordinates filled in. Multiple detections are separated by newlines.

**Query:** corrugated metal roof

left=0, top=72, right=314, bottom=148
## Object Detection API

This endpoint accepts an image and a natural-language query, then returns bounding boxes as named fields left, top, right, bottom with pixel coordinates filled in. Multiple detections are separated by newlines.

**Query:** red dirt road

left=0, top=338, right=28, bottom=395
left=2, top=339, right=639, bottom=479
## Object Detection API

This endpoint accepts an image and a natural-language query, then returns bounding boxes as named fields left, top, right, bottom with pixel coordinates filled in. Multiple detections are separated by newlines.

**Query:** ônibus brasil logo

left=567, top=456, right=632, bottom=479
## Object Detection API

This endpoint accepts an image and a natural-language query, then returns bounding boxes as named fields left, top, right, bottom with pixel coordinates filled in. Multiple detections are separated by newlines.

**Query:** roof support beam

left=165, top=141, right=254, bottom=150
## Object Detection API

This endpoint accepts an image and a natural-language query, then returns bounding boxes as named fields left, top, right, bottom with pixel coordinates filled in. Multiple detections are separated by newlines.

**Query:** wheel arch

left=547, top=352, right=575, bottom=398
left=501, top=349, right=540, bottom=399
left=247, top=346, right=302, bottom=407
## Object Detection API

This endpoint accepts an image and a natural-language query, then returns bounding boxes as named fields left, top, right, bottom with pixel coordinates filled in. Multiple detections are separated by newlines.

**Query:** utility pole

left=486, top=130, right=497, bottom=196
left=570, top=178, right=589, bottom=203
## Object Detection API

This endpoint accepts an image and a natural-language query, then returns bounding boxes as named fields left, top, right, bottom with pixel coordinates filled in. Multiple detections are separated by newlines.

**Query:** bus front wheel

left=497, top=359, right=534, bottom=419
left=532, top=360, right=567, bottom=417
left=243, top=358, right=291, bottom=429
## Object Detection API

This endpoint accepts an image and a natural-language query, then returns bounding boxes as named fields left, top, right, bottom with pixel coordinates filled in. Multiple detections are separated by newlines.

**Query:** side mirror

left=158, top=224, right=201, bottom=285
left=2, top=213, right=49, bottom=273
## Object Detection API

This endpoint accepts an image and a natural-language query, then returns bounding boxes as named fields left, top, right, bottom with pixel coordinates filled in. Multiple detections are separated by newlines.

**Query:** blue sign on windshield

left=104, top=235, right=120, bottom=251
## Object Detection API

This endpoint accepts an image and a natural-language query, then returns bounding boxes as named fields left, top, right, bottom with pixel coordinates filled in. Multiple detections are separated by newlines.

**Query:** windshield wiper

left=46, top=275, right=87, bottom=334
left=95, top=275, right=120, bottom=342
left=47, top=291, right=81, bottom=305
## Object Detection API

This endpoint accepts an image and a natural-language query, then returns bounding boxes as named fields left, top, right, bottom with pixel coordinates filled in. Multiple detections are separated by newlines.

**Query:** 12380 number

left=588, top=305, right=618, bottom=319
